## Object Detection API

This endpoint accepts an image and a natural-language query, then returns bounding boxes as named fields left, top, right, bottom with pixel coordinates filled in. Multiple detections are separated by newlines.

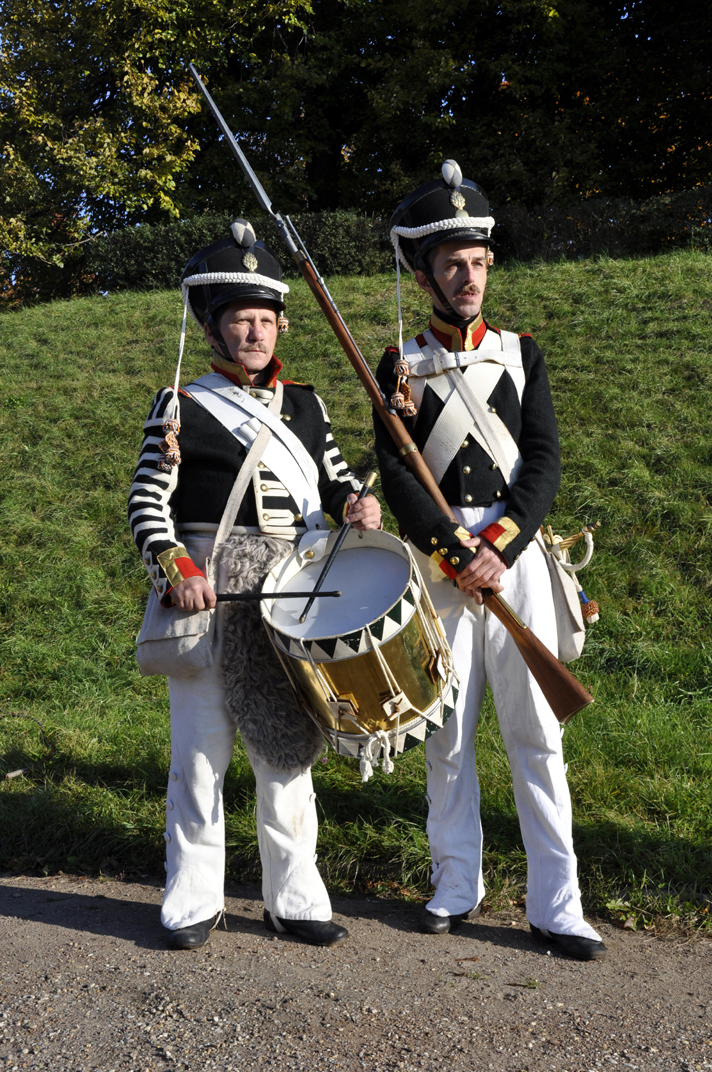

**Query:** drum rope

left=364, top=625, right=401, bottom=698
left=359, top=730, right=394, bottom=782
left=298, top=639, right=339, bottom=703
left=414, top=589, right=440, bottom=655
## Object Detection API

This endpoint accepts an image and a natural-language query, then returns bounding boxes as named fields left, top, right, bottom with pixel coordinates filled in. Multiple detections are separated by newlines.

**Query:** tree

left=2, top=0, right=710, bottom=306
left=0, top=0, right=312, bottom=304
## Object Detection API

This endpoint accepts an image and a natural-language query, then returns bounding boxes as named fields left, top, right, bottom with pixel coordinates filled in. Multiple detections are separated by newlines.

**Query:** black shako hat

left=180, top=219, right=289, bottom=327
left=389, top=160, right=494, bottom=274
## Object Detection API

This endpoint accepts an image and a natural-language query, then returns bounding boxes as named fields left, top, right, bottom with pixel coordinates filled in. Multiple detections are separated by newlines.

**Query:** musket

left=188, top=64, right=593, bottom=724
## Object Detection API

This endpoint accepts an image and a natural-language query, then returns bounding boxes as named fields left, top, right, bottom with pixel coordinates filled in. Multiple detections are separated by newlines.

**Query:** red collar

left=209, top=353, right=284, bottom=388
left=429, top=311, right=487, bottom=352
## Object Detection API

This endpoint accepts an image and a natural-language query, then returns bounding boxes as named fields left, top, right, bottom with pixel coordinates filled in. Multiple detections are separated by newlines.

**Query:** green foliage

left=496, top=184, right=712, bottom=261
left=84, top=188, right=712, bottom=298
left=0, top=0, right=207, bottom=304
left=86, top=211, right=392, bottom=292
left=2, top=0, right=710, bottom=304
left=0, top=252, right=711, bottom=928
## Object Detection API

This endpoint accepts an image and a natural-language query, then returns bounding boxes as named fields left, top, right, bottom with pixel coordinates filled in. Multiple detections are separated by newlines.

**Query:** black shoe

left=530, top=923, right=607, bottom=961
left=263, top=909, right=348, bottom=946
left=420, top=905, right=478, bottom=934
left=165, top=911, right=221, bottom=950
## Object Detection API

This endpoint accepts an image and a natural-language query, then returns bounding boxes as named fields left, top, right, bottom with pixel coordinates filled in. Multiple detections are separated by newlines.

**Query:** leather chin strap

left=205, top=312, right=232, bottom=362
left=417, top=256, right=456, bottom=317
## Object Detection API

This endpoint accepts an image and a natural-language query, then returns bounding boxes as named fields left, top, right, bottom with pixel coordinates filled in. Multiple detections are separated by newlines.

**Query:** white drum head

left=269, top=544, right=409, bottom=639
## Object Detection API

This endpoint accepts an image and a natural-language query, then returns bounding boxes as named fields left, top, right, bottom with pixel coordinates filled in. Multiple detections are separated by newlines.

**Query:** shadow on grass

left=2, top=767, right=710, bottom=922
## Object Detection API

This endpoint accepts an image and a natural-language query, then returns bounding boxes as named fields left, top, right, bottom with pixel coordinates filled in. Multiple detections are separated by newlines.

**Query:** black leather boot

left=264, top=909, right=348, bottom=946
left=530, top=923, right=607, bottom=960
left=165, top=911, right=221, bottom=950
left=420, top=905, right=479, bottom=934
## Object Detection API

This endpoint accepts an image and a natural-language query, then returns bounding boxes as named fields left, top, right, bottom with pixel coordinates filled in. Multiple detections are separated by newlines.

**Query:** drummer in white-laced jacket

left=373, top=163, right=606, bottom=961
left=128, top=221, right=380, bottom=950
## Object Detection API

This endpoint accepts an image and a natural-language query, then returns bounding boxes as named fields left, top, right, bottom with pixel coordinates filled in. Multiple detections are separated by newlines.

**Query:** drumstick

left=216, top=591, right=342, bottom=602
left=298, top=471, right=378, bottom=624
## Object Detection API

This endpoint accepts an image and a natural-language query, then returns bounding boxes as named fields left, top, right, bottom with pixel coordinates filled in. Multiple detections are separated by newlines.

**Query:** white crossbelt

left=184, top=374, right=328, bottom=531
left=405, top=329, right=525, bottom=487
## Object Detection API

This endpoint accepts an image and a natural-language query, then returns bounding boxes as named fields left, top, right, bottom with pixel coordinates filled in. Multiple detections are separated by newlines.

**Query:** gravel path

left=1, top=874, right=710, bottom=1072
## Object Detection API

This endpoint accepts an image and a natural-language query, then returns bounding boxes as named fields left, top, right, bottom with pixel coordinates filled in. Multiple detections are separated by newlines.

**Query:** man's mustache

left=238, top=342, right=271, bottom=354
left=455, top=284, right=481, bottom=298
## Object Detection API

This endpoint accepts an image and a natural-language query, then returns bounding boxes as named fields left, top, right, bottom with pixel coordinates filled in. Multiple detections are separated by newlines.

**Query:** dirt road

left=0, top=874, right=710, bottom=1072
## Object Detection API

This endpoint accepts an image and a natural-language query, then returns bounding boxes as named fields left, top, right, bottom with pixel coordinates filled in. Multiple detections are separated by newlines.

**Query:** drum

left=261, top=529, right=458, bottom=775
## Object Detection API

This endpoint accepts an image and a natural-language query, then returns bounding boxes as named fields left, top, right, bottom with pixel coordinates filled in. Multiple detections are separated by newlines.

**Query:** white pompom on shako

left=229, top=219, right=257, bottom=247
left=388, top=160, right=495, bottom=363
left=441, top=159, right=463, bottom=189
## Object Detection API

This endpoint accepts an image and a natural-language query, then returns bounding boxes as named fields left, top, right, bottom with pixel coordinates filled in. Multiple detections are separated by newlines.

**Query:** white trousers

left=413, top=514, right=599, bottom=940
left=160, top=535, right=331, bottom=932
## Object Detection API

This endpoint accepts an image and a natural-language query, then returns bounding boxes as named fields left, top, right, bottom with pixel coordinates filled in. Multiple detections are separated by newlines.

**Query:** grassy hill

left=1, top=251, right=711, bottom=930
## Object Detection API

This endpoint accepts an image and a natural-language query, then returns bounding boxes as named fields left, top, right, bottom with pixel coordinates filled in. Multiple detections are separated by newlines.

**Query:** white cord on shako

left=180, top=271, right=290, bottom=327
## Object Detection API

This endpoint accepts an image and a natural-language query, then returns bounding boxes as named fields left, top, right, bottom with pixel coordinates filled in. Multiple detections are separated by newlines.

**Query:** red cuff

left=174, top=557, right=205, bottom=581
left=477, top=524, right=510, bottom=566
left=437, top=558, right=459, bottom=580
left=160, top=559, right=206, bottom=607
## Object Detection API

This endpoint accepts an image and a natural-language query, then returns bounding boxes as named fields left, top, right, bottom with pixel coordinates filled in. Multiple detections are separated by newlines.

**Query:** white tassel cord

left=359, top=730, right=395, bottom=783
left=169, top=289, right=189, bottom=423
left=395, top=235, right=405, bottom=365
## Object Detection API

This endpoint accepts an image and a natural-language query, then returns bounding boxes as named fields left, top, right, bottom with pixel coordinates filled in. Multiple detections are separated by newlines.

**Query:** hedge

left=3, top=186, right=710, bottom=309
left=85, top=211, right=393, bottom=293
left=84, top=185, right=712, bottom=296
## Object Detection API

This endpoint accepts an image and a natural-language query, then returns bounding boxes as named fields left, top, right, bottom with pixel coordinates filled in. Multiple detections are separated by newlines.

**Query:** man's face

left=415, top=240, right=489, bottom=319
left=204, top=302, right=279, bottom=376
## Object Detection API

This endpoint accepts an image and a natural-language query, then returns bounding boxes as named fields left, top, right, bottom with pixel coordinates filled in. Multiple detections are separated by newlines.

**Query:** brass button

left=495, top=490, right=502, bottom=499
left=461, top=439, right=469, bottom=448
left=450, top=556, right=460, bottom=565
left=260, top=483, right=269, bottom=492
left=258, top=462, right=266, bottom=469
left=464, top=494, right=473, bottom=503
left=462, top=465, right=471, bottom=474
left=438, top=547, right=448, bottom=556
left=263, top=513, right=270, bottom=520
left=490, top=405, right=497, bottom=414
left=304, top=550, right=315, bottom=559
left=490, top=462, right=498, bottom=471
left=294, top=513, right=303, bottom=522
left=283, top=414, right=291, bottom=421
left=431, top=537, right=438, bottom=546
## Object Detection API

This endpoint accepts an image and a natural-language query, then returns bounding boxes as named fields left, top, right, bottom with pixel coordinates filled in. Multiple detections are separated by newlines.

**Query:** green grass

left=1, top=250, right=711, bottom=932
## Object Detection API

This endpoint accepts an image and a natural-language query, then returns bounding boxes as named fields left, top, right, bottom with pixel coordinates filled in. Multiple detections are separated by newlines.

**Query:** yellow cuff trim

left=492, top=517, right=521, bottom=552
left=157, top=545, right=192, bottom=588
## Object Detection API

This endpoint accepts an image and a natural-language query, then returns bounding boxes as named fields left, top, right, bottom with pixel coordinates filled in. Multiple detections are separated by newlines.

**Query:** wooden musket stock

left=189, top=63, right=593, bottom=724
